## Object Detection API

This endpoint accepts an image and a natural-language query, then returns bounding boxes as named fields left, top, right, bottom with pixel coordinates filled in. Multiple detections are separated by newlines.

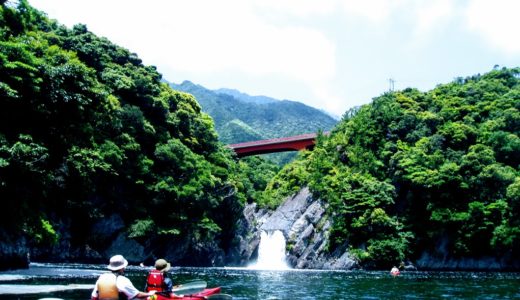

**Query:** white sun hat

left=107, top=255, right=128, bottom=271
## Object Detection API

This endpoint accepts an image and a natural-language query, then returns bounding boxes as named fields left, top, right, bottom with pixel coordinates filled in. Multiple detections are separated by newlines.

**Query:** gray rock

left=236, top=187, right=359, bottom=270
left=0, top=231, right=29, bottom=270
left=104, top=232, right=146, bottom=264
left=416, top=251, right=518, bottom=271
left=260, top=187, right=312, bottom=234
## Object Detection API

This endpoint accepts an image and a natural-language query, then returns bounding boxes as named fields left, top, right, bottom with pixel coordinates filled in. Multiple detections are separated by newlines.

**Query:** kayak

left=150, top=287, right=222, bottom=300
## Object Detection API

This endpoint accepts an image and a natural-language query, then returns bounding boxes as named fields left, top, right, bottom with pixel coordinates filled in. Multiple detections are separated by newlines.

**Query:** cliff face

left=234, top=188, right=520, bottom=271
left=416, top=238, right=520, bottom=271
left=0, top=231, right=29, bottom=270
left=3, top=187, right=519, bottom=271
left=0, top=214, right=227, bottom=270
left=236, top=187, right=358, bottom=270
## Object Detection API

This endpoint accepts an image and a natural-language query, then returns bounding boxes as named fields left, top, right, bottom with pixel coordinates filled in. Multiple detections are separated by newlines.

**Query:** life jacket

left=97, top=273, right=120, bottom=300
left=146, top=270, right=165, bottom=292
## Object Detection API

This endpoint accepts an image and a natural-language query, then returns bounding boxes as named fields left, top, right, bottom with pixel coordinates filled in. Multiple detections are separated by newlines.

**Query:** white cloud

left=31, top=0, right=340, bottom=112
left=34, top=0, right=336, bottom=80
left=252, top=0, right=336, bottom=17
left=339, top=0, right=405, bottom=23
left=338, top=0, right=456, bottom=40
left=117, top=1, right=338, bottom=108
left=309, top=82, right=345, bottom=114
left=464, top=0, right=520, bottom=54
left=30, top=0, right=520, bottom=116
left=413, top=0, right=455, bottom=37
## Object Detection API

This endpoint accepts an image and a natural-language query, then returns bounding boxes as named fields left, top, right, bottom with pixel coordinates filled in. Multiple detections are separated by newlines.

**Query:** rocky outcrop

left=25, top=213, right=222, bottom=268
left=260, top=187, right=314, bottom=233
left=0, top=230, right=29, bottom=270
left=416, top=252, right=519, bottom=270
left=238, top=187, right=359, bottom=270
left=239, top=188, right=520, bottom=271
left=416, top=237, right=520, bottom=271
left=224, top=202, right=265, bottom=266
left=4, top=187, right=518, bottom=271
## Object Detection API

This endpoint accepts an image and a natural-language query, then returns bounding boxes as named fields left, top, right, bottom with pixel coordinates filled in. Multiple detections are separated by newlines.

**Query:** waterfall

left=249, top=230, right=290, bottom=270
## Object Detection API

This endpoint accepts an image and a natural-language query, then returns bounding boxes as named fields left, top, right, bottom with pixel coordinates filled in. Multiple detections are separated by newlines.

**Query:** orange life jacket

left=97, top=273, right=119, bottom=300
left=146, top=270, right=165, bottom=292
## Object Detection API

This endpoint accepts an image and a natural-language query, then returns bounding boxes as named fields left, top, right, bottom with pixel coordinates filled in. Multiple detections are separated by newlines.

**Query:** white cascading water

left=249, top=230, right=290, bottom=270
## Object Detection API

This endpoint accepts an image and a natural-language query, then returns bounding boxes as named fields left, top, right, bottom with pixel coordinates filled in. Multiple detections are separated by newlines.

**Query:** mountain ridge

left=168, top=80, right=338, bottom=145
left=215, top=87, right=277, bottom=105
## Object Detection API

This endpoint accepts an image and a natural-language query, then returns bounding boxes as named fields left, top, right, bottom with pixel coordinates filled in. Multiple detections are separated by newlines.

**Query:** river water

left=0, top=263, right=519, bottom=299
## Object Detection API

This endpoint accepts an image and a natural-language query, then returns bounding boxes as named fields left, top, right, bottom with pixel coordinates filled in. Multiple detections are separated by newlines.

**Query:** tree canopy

left=1, top=1, right=518, bottom=269
left=0, top=0, right=265, bottom=256
left=263, top=67, right=520, bottom=268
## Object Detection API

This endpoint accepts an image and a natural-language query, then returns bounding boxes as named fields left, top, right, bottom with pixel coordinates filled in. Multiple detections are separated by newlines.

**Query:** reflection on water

left=0, top=284, right=92, bottom=295
left=0, top=263, right=519, bottom=299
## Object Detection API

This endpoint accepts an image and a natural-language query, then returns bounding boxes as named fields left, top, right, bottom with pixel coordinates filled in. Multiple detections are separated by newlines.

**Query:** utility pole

left=389, top=78, right=395, bottom=92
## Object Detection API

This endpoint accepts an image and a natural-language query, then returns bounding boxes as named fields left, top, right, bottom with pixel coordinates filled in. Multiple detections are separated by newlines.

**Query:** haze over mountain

left=215, top=88, right=277, bottom=105
left=169, top=80, right=338, bottom=145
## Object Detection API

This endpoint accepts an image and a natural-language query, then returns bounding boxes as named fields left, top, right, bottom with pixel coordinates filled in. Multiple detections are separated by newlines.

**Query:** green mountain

left=169, top=81, right=338, bottom=144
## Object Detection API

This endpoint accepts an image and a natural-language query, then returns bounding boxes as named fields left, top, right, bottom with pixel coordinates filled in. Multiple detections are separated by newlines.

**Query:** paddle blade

left=206, top=294, right=233, bottom=300
left=171, top=280, right=207, bottom=295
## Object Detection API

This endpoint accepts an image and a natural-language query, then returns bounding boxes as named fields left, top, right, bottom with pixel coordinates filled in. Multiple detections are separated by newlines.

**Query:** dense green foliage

left=2, top=1, right=518, bottom=271
left=0, top=1, right=267, bottom=252
left=235, top=156, right=281, bottom=205
left=264, top=68, right=520, bottom=268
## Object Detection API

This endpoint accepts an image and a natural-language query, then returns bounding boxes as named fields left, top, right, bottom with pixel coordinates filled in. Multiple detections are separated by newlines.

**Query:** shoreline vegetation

left=0, top=1, right=518, bottom=271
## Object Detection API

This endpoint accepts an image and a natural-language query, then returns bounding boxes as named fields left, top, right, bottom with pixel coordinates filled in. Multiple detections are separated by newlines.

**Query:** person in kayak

left=390, top=266, right=400, bottom=276
left=91, top=254, right=155, bottom=300
left=145, top=258, right=174, bottom=294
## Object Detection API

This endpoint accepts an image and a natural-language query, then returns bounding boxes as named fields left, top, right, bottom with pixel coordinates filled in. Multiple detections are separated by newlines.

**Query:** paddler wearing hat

left=144, top=259, right=174, bottom=294
left=91, top=255, right=156, bottom=300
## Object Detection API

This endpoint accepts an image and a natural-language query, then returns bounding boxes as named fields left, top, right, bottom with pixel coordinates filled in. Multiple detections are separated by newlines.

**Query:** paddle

left=171, top=280, right=207, bottom=295
left=182, top=293, right=233, bottom=300
left=205, top=294, right=233, bottom=299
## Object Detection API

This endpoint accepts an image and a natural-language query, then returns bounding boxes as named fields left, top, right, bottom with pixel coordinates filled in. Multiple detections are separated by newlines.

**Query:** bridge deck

left=228, top=133, right=318, bottom=149
left=228, top=132, right=325, bottom=157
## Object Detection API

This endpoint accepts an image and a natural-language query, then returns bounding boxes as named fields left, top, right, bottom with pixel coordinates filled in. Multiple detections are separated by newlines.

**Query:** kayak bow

left=150, top=287, right=222, bottom=300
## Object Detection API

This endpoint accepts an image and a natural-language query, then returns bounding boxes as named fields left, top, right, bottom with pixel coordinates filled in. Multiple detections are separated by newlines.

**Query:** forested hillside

left=0, top=0, right=272, bottom=268
left=264, top=67, right=520, bottom=268
left=2, top=0, right=518, bottom=272
left=169, top=80, right=338, bottom=144
left=170, top=80, right=337, bottom=165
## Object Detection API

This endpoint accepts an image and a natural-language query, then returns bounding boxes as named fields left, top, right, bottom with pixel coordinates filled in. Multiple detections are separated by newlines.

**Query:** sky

left=29, top=0, right=520, bottom=117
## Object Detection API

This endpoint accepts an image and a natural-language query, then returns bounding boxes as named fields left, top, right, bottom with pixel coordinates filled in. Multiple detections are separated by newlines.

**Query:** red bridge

left=228, top=132, right=323, bottom=158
